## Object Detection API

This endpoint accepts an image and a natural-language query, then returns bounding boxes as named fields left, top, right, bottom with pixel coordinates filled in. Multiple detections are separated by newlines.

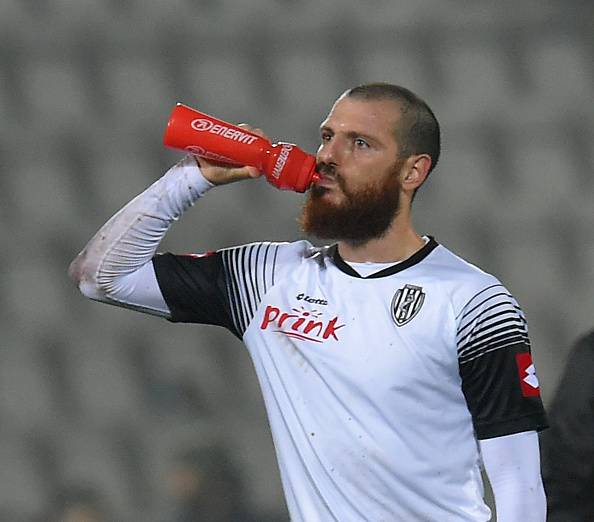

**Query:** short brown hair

left=345, top=83, right=441, bottom=175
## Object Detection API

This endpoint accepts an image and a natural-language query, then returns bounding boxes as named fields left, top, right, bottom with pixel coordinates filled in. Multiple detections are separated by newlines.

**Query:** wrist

left=174, top=155, right=215, bottom=195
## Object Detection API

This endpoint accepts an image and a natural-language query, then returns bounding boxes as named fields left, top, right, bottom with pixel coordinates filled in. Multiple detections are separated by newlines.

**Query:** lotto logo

left=515, top=353, right=541, bottom=397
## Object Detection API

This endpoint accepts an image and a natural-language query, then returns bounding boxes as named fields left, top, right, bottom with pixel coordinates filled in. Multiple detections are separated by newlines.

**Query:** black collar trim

left=329, top=236, right=439, bottom=279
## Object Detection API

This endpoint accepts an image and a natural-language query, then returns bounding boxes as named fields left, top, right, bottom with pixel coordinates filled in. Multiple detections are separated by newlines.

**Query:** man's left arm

left=456, top=281, right=548, bottom=521
left=480, top=431, right=546, bottom=521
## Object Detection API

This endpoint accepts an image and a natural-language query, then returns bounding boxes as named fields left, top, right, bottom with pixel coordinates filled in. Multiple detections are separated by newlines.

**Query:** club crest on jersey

left=391, top=284, right=425, bottom=327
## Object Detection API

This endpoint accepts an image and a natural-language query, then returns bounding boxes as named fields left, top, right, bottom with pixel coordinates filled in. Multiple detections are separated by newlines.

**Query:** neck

left=337, top=208, right=425, bottom=263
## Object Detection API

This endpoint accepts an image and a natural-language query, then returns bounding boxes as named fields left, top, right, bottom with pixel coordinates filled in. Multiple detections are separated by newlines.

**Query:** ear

left=401, top=154, right=432, bottom=192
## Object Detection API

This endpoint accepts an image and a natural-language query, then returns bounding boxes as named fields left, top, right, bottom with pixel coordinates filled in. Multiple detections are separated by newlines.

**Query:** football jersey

left=152, top=237, right=547, bottom=522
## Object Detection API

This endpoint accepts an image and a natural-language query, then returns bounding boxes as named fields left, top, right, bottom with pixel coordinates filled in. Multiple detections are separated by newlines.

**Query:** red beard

left=299, top=162, right=402, bottom=245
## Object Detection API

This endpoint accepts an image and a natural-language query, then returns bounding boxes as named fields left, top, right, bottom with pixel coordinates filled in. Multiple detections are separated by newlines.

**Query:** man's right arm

left=68, top=153, right=261, bottom=317
left=68, top=156, right=211, bottom=316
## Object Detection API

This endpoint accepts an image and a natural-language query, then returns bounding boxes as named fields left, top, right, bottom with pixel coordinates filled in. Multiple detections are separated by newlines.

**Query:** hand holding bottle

left=163, top=104, right=320, bottom=192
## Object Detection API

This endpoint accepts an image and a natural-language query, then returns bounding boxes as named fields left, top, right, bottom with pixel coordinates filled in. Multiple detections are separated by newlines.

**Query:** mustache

left=316, top=162, right=336, bottom=177
left=315, top=163, right=348, bottom=196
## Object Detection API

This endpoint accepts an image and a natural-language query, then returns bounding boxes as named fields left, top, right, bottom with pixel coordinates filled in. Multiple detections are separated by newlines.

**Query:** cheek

left=339, top=167, right=378, bottom=195
left=337, top=154, right=399, bottom=194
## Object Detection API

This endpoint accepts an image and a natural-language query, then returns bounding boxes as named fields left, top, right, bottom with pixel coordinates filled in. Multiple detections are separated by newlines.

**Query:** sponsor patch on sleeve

left=515, top=352, right=541, bottom=397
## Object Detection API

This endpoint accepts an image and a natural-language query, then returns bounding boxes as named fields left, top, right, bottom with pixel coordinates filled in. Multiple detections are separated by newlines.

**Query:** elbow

left=68, top=253, right=84, bottom=287
left=68, top=251, right=105, bottom=301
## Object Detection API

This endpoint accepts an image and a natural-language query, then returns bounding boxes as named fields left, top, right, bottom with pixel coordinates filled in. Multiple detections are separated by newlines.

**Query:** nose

left=317, top=138, right=339, bottom=166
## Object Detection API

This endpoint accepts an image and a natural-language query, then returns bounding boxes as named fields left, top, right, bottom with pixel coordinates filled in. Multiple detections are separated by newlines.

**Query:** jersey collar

left=329, top=236, right=439, bottom=279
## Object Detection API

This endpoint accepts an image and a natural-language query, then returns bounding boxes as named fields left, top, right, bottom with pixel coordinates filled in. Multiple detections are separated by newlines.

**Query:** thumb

left=242, top=166, right=263, bottom=179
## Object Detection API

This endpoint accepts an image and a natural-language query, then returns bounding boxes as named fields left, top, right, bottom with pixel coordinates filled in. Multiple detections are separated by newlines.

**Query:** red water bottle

left=163, top=103, right=320, bottom=192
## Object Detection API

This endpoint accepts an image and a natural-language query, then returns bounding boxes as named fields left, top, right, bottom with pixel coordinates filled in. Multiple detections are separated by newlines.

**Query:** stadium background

left=1, top=0, right=592, bottom=520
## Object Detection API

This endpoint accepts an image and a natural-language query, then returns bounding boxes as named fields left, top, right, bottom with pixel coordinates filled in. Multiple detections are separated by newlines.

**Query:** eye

left=320, top=132, right=332, bottom=142
left=354, top=137, right=369, bottom=148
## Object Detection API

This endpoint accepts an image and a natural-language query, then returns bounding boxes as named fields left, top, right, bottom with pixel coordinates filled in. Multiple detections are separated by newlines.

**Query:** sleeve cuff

left=475, top=412, right=549, bottom=440
left=178, top=154, right=215, bottom=196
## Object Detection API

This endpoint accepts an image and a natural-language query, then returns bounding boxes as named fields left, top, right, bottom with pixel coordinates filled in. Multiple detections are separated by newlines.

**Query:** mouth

left=314, top=163, right=338, bottom=185
left=315, top=174, right=337, bottom=189
left=314, top=168, right=342, bottom=190
left=310, top=177, right=343, bottom=203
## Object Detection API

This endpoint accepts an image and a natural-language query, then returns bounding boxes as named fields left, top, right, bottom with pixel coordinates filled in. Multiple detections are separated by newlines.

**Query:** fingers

left=238, top=123, right=270, bottom=142
left=223, top=164, right=262, bottom=181
left=190, top=121, right=270, bottom=185
left=194, top=156, right=262, bottom=185
left=240, top=166, right=262, bottom=179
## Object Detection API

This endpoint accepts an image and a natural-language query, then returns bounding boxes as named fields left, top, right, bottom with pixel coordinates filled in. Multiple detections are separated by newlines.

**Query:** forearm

left=69, top=155, right=212, bottom=311
left=480, top=431, right=546, bottom=522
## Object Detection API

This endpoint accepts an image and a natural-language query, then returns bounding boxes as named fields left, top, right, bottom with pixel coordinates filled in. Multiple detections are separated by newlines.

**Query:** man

left=70, top=83, right=548, bottom=521
left=540, top=329, right=594, bottom=521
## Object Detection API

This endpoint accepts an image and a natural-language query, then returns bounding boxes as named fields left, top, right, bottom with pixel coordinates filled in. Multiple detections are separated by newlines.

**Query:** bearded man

left=70, top=83, right=547, bottom=522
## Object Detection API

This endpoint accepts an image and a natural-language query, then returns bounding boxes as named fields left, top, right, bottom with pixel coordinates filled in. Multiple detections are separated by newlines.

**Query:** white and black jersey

left=152, top=237, right=547, bottom=522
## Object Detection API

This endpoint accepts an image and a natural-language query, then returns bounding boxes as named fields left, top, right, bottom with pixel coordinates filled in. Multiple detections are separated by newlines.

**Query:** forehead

left=321, top=96, right=402, bottom=135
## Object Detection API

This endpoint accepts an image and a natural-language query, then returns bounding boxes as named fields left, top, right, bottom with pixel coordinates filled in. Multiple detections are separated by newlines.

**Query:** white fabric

left=344, top=259, right=402, bottom=276
left=71, top=155, right=212, bottom=315
left=480, top=431, right=546, bottom=522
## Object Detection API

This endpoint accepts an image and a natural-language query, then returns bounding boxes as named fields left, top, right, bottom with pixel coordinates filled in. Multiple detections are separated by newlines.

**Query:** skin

left=197, top=94, right=432, bottom=263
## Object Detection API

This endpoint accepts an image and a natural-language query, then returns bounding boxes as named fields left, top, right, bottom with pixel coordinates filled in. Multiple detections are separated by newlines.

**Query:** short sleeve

left=152, top=241, right=308, bottom=338
left=456, top=283, right=548, bottom=439
left=152, top=250, right=238, bottom=333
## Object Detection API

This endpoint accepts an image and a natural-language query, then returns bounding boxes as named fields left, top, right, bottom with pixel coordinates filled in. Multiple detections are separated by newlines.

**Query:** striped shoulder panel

left=456, top=284, right=530, bottom=365
left=220, top=242, right=282, bottom=336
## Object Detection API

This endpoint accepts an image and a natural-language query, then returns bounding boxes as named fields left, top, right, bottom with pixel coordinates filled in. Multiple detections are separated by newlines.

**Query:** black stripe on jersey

left=235, top=249, right=248, bottom=326
left=457, top=299, right=525, bottom=337
left=272, top=244, right=279, bottom=286
left=459, top=332, right=530, bottom=364
left=225, top=247, right=250, bottom=332
left=239, top=246, right=254, bottom=320
left=252, top=243, right=263, bottom=303
left=222, top=249, right=244, bottom=334
left=458, top=313, right=528, bottom=350
left=153, top=243, right=280, bottom=337
left=459, top=322, right=530, bottom=355
left=456, top=287, right=510, bottom=322
left=457, top=285, right=530, bottom=364
left=262, top=243, right=271, bottom=294
left=220, top=243, right=277, bottom=336
left=248, top=246, right=260, bottom=306
left=459, top=319, right=529, bottom=351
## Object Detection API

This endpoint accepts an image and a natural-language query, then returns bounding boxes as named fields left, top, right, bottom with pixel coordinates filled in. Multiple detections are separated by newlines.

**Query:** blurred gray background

left=1, top=0, right=593, bottom=520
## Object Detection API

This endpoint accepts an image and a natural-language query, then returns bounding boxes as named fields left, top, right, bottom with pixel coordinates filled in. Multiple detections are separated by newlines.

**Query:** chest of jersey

left=233, top=245, right=504, bottom=521
left=249, top=260, right=460, bottom=399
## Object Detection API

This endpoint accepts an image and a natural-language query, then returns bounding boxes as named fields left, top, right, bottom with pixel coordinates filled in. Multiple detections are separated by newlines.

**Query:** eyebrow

left=319, top=125, right=381, bottom=145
